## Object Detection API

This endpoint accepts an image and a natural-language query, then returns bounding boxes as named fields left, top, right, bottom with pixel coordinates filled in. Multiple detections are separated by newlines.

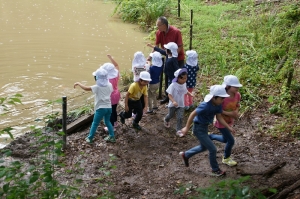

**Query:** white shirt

left=166, top=82, right=188, bottom=108
left=91, top=83, right=113, bottom=110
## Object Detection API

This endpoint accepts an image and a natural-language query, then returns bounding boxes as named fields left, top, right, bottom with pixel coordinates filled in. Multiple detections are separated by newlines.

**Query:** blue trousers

left=185, top=123, right=220, bottom=171
left=209, top=127, right=235, bottom=159
left=88, top=108, right=114, bottom=140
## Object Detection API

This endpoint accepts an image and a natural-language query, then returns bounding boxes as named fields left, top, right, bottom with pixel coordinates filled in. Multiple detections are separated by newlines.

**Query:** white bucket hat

left=222, top=75, right=242, bottom=87
left=132, top=51, right=146, bottom=68
left=94, top=68, right=109, bottom=87
left=139, top=71, right=152, bottom=82
left=164, top=42, right=178, bottom=58
left=151, top=51, right=163, bottom=67
left=186, top=50, right=198, bottom=66
left=172, top=68, right=187, bottom=83
left=204, top=85, right=230, bottom=102
left=100, top=63, right=118, bottom=79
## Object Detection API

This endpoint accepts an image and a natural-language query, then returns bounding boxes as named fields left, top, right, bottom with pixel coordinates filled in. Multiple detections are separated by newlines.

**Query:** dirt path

left=3, top=101, right=300, bottom=198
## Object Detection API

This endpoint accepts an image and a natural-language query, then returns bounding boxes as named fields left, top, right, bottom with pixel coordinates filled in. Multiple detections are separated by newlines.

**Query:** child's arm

left=143, top=94, right=148, bottom=113
left=168, top=93, right=178, bottom=107
left=187, top=91, right=194, bottom=97
left=124, top=92, right=130, bottom=112
left=181, top=110, right=197, bottom=135
left=107, top=54, right=119, bottom=71
left=216, top=113, right=236, bottom=134
left=222, top=108, right=239, bottom=120
left=147, top=43, right=166, bottom=56
left=74, top=82, right=92, bottom=91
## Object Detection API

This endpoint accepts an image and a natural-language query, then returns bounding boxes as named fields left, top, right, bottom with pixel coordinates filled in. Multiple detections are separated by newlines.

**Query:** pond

left=0, top=0, right=151, bottom=148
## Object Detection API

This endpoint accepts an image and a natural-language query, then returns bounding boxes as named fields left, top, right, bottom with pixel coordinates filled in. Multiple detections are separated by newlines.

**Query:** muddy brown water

left=0, top=0, right=151, bottom=148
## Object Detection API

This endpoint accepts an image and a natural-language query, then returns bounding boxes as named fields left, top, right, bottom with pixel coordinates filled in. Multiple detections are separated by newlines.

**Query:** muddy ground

left=2, top=94, right=300, bottom=199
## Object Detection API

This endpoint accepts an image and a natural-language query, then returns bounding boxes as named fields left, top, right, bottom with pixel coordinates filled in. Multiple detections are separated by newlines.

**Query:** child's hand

left=143, top=107, right=147, bottom=114
left=172, top=101, right=178, bottom=107
left=147, top=43, right=154, bottom=48
left=228, top=126, right=236, bottom=135
left=231, top=110, right=240, bottom=120
left=181, top=127, right=188, bottom=136
left=73, top=82, right=79, bottom=88
left=107, top=54, right=112, bottom=58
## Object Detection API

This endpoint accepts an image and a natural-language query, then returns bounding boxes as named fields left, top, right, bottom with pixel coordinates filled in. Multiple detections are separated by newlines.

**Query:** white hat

left=139, top=71, right=152, bottom=82
left=172, top=68, right=187, bottom=83
left=163, top=42, right=178, bottom=58
left=132, top=51, right=146, bottom=68
left=94, top=68, right=109, bottom=87
left=151, top=52, right=162, bottom=67
left=204, top=85, right=230, bottom=102
left=100, top=63, right=118, bottom=79
left=186, top=50, right=198, bottom=66
left=222, top=75, right=242, bottom=87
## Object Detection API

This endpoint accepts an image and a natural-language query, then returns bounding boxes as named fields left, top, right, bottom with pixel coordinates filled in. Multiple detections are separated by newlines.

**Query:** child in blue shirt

left=179, top=85, right=235, bottom=176
left=147, top=52, right=163, bottom=113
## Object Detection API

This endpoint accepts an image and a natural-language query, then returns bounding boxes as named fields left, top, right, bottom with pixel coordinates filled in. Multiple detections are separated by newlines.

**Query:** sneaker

left=104, top=136, right=116, bottom=143
left=85, top=137, right=92, bottom=144
left=164, top=118, right=170, bottom=128
left=222, top=157, right=237, bottom=166
left=176, top=130, right=184, bottom=137
left=211, top=169, right=226, bottom=177
left=147, top=110, right=153, bottom=114
left=184, top=106, right=190, bottom=111
left=153, top=107, right=158, bottom=110
left=104, top=127, right=108, bottom=132
left=132, top=113, right=136, bottom=118
left=132, top=122, right=142, bottom=130
left=179, top=152, right=189, bottom=167
left=119, top=113, right=125, bottom=124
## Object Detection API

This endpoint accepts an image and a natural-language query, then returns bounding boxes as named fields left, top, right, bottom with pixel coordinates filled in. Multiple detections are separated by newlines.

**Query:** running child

left=74, top=68, right=115, bottom=143
left=163, top=68, right=193, bottom=136
left=179, top=85, right=235, bottom=176
left=209, top=75, right=242, bottom=166
left=119, top=71, right=151, bottom=130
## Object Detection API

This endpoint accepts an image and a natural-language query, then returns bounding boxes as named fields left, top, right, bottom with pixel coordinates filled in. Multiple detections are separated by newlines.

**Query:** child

left=209, top=75, right=242, bottom=166
left=100, top=54, right=121, bottom=131
left=132, top=51, right=147, bottom=117
left=119, top=71, right=151, bottom=130
left=147, top=42, right=179, bottom=104
left=183, top=50, right=199, bottom=110
left=74, top=68, right=115, bottom=143
left=147, top=52, right=163, bottom=113
left=145, top=52, right=153, bottom=72
left=164, top=68, right=193, bottom=136
left=179, top=85, right=235, bottom=176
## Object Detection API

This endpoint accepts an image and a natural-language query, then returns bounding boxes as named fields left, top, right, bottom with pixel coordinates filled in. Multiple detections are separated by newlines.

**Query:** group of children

left=73, top=41, right=243, bottom=177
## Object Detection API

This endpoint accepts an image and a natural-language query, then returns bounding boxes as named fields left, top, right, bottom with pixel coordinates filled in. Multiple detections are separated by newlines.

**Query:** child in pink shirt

left=209, top=75, right=242, bottom=167
left=100, top=55, right=121, bottom=130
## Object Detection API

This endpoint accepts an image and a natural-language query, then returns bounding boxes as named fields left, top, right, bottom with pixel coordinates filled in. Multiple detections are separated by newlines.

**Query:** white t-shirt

left=132, top=65, right=146, bottom=81
left=91, top=83, right=113, bottom=110
left=166, top=82, right=188, bottom=108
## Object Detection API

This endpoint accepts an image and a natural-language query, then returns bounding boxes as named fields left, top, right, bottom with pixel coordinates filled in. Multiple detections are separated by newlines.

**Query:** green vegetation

left=175, top=176, right=277, bottom=199
left=115, top=0, right=300, bottom=138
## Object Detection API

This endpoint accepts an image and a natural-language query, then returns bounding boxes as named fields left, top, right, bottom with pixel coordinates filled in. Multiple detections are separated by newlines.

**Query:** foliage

left=68, top=103, right=93, bottom=119
left=175, top=176, right=276, bottom=199
left=120, top=69, right=133, bottom=87
left=112, top=0, right=170, bottom=30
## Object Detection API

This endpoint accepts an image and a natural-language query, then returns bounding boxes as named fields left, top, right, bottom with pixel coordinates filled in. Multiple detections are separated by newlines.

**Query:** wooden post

left=190, top=10, right=193, bottom=50
left=62, top=96, right=67, bottom=150
left=178, top=0, right=181, bottom=18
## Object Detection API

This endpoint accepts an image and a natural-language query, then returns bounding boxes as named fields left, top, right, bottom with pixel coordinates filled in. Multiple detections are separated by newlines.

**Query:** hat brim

left=140, top=78, right=152, bottom=82
left=204, top=94, right=213, bottom=102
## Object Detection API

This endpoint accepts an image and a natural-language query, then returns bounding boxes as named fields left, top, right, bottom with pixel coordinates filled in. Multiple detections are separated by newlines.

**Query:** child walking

left=100, top=54, right=121, bottom=131
left=119, top=71, right=151, bottom=130
left=164, top=68, right=193, bottom=136
left=179, top=85, right=235, bottom=176
left=147, top=52, right=163, bottom=113
left=147, top=42, right=179, bottom=104
left=209, top=75, right=242, bottom=166
left=183, top=50, right=199, bottom=110
left=74, top=68, right=115, bottom=143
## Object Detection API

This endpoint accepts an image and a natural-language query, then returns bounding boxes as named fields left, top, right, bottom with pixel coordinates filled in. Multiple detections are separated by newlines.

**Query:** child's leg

left=133, top=100, right=143, bottom=124
left=88, top=109, right=104, bottom=140
left=104, top=108, right=114, bottom=138
left=121, top=100, right=134, bottom=119
left=110, top=104, right=118, bottom=126
left=148, top=83, right=159, bottom=110
left=176, top=107, right=185, bottom=131
left=147, top=85, right=153, bottom=111
left=165, top=107, right=176, bottom=122
left=218, top=128, right=235, bottom=158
